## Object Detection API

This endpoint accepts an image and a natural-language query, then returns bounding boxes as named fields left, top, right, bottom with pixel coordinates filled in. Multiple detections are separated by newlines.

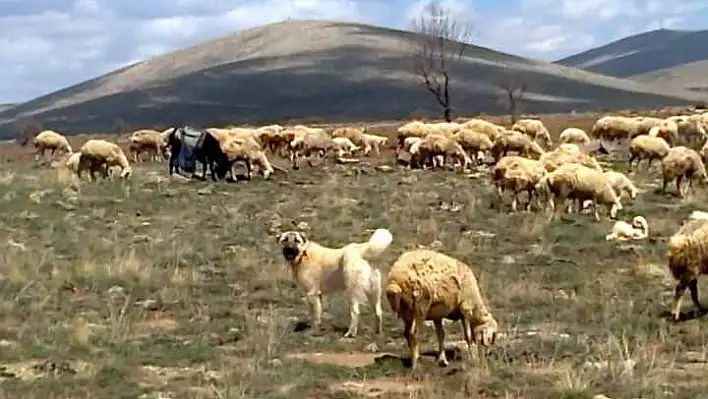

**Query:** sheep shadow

left=373, top=348, right=466, bottom=370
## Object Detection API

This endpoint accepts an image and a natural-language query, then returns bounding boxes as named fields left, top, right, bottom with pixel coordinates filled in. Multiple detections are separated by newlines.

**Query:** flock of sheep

left=25, top=108, right=708, bottom=368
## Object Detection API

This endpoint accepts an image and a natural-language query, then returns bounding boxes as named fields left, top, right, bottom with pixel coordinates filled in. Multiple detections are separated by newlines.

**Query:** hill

left=0, top=20, right=705, bottom=139
left=631, top=60, right=708, bottom=92
left=0, top=103, right=18, bottom=112
left=555, top=28, right=708, bottom=77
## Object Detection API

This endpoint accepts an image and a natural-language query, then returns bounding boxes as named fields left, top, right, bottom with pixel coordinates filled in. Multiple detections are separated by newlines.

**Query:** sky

left=0, top=0, right=707, bottom=103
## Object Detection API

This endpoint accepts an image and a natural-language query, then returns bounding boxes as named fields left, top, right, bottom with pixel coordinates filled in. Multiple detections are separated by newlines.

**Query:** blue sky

left=0, top=0, right=707, bottom=103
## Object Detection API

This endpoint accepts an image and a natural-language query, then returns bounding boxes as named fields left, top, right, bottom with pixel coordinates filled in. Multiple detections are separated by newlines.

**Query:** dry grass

left=2, top=112, right=708, bottom=398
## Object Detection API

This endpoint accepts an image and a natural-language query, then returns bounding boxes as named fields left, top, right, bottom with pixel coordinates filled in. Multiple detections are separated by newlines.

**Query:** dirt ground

left=2, top=111, right=708, bottom=398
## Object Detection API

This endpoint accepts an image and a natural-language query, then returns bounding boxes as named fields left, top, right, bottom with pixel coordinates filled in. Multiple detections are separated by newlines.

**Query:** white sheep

left=331, top=137, right=360, bottom=157
left=603, top=170, right=639, bottom=200
left=360, top=133, right=388, bottom=155
left=65, top=151, right=82, bottom=173
left=535, top=163, right=622, bottom=221
left=77, top=139, right=132, bottom=180
left=628, top=135, right=671, bottom=170
left=559, top=128, right=591, bottom=145
left=491, top=130, right=545, bottom=162
left=33, top=130, right=73, bottom=164
left=385, top=249, right=498, bottom=369
left=605, top=216, right=649, bottom=241
left=511, top=119, right=553, bottom=148
left=667, top=219, right=708, bottom=321
left=453, top=128, right=493, bottom=164
left=128, top=129, right=167, bottom=162
left=648, top=119, right=679, bottom=146
left=416, top=134, right=471, bottom=171
left=661, top=146, right=708, bottom=197
left=491, top=156, right=546, bottom=212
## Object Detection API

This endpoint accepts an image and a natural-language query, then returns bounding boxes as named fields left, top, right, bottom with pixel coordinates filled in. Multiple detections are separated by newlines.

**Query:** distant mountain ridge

left=0, top=20, right=705, bottom=139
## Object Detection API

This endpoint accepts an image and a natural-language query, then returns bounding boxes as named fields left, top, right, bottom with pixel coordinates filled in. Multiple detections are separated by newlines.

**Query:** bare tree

left=13, top=118, right=43, bottom=147
left=499, top=66, right=527, bottom=124
left=408, top=1, right=472, bottom=122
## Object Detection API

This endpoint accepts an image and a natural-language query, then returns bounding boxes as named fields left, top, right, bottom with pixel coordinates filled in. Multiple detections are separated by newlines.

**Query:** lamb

left=648, top=119, right=679, bottom=146
left=491, top=156, right=546, bottom=212
left=605, top=216, right=648, bottom=241
left=128, top=129, right=167, bottom=162
left=385, top=249, right=498, bottom=369
left=330, top=137, right=360, bottom=157
left=628, top=135, right=671, bottom=170
left=603, top=170, right=639, bottom=200
left=65, top=151, right=82, bottom=173
left=453, top=128, right=493, bottom=164
left=667, top=219, right=708, bottom=321
left=359, top=133, right=388, bottom=155
left=77, top=139, right=132, bottom=180
left=511, top=119, right=553, bottom=148
left=660, top=146, right=708, bottom=197
left=559, top=128, right=591, bottom=146
left=33, top=130, right=73, bottom=164
left=490, top=130, right=545, bottom=162
left=331, top=127, right=366, bottom=147
left=535, top=163, right=622, bottom=221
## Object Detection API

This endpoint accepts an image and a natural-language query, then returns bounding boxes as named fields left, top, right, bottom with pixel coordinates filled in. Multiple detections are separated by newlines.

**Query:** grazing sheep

left=453, top=129, right=493, bottom=164
left=559, top=128, right=591, bottom=145
left=385, top=249, right=498, bottom=369
left=460, top=119, right=505, bottom=141
left=331, top=137, right=360, bottom=157
left=591, top=115, right=641, bottom=141
left=668, top=115, right=708, bottom=147
left=65, top=151, right=82, bottom=173
left=491, top=131, right=545, bottom=162
left=128, top=129, right=167, bottom=162
left=417, top=134, right=472, bottom=171
left=221, top=136, right=280, bottom=180
left=605, top=216, right=649, bottom=241
left=331, top=127, right=366, bottom=147
left=511, top=119, right=553, bottom=148
left=491, top=156, right=546, bottom=212
left=539, top=147, right=602, bottom=172
left=632, top=116, right=665, bottom=138
left=557, top=143, right=582, bottom=154
left=603, top=170, right=639, bottom=200
left=535, top=163, right=622, bottom=221
left=77, top=139, right=132, bottom=180
left=360, top=133, right=388, bottom=155
left=648, top=119, right=680, bottom=146
left=628, top=135, right=671, bottom=170
left=289, top=130, right=334, bottom=169
left=667, top=219, right=708, bottom=321
left=33, top=130, right=73, bottom=163
left=661, top=146, right=708, bottom=197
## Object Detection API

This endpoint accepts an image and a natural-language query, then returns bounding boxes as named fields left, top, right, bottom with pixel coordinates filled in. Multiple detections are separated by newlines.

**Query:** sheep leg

left=676, top=176, right=685, bottom=198
left=406, top=317, right=421, bottom=370
left=433, top=320, right=449, bottom=367
left=673, top=280, right=689, bottom=321
left=688, top=278, right=706, bottom=315
left=510, top=194, right=518, bottom=212
left=343, top=298, right=360, bottom=338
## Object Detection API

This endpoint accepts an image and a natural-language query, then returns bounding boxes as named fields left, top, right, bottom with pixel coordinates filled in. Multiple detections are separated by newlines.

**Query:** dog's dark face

left=277, top=231, right=308, bottom=261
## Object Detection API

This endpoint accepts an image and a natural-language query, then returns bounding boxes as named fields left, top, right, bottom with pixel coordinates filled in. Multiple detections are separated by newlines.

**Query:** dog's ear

left=297, top=232, right=307, bottom=244
left=276, top=232, right=286, bottom=244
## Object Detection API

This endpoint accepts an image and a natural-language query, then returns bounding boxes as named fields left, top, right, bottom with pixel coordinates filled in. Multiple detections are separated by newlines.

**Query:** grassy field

left=2, top=114, right=708, bottom=398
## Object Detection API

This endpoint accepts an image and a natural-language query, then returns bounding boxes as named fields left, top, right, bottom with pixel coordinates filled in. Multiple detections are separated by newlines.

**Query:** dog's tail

left=361, top=228, right=393, bottom=260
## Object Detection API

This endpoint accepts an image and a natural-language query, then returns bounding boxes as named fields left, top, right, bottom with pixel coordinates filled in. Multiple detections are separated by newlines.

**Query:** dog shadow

left=292, top=320, right=350, bottom=334
left=659, top=309, right=708, bottom=322
left=374, top=348, right=465, bottom=369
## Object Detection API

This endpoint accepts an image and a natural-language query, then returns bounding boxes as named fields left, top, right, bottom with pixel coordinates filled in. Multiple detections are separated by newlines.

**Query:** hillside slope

left=0, top=20, right=705, bottom=138
left=555, top=29, right=708, bottom=77
left=631, top=60, right=708, bottom=92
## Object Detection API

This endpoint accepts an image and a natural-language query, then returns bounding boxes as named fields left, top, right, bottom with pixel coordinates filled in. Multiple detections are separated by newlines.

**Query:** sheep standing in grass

left=628, top=135, right=671, bottom=170
left=603, top=170, right=639, bottom=200
left=460, top=119, right=505, bottom=141
left=77, top=139, right=132, bottom=180
left=535, top=163, right=622, bottom=221
left=661, top=146, right=708, bottom=197
left=453, top=129, right=493, bottom=164
left=667, top=219, right=708, bottom=321
left=359, top=133, right=388, bottom=155
left=491, top=156, right=546, bottom=212
left=221, top=137, right=278, bottom=180
left=668, top=115, right=707, bottom=147
left=385, top=249, right=498, bottom=369
left=605, top=216, right=649, bottom=241
left=559, top=128, right=591, bottom=146
left=591, top=115, right=640, bottom=141
left=128, top=129, right=167, bottom=162
left=65, top=152, right=82, bottom=173
left=511, top=119, right=553, bottom=148
left=648, top=119, right=679, bottom=146
left=539, top=147, right=602, bottom=172
left=289, top=130, right=334, bottom=169
left=330, top=137, right=360, bottom=157
left=33, top=130, right=73, bottom=164
left=417, top=134, right=471, bottom=171
left=491, top=131, right=545, bottom=162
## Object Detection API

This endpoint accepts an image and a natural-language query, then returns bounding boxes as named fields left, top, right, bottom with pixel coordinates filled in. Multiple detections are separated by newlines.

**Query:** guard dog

left=277, top=228, right=393, bottom=338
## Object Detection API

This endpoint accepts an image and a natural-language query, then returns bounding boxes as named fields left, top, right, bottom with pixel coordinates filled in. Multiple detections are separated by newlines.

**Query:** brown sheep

left=385, top=249, right=498, bottom=369
left=667, top=219, right=708, bottom=321
left=661, top=146, right=708, bottom=197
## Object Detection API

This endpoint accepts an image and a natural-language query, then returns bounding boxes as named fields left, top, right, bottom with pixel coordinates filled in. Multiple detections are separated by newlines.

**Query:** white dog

left=276, top=228, right=393, bottom=338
